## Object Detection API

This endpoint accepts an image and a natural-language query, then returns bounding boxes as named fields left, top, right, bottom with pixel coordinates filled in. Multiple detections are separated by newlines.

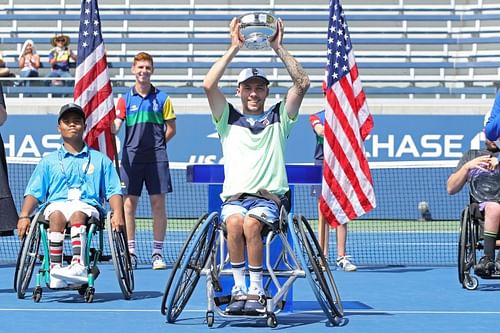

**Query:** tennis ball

left=418, top=201, right=429, bottom=213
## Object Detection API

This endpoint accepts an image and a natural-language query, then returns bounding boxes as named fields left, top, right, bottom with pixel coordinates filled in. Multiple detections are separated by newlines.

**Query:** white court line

left=1, top=308, right=500, bottom=315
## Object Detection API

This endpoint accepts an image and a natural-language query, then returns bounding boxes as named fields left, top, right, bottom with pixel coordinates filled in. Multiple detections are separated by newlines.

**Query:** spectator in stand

left=18, top=39, right=41, bottom=87
left=0, top=51, right=15, bottom=81
left=46, top=34, right=77, bottom=86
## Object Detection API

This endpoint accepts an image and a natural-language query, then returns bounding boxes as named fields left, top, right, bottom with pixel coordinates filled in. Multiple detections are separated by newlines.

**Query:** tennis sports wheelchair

left=160, top=206, right=343, bottom=328
left=14, top=205, right=134, bottom=303
left=458, top=201, right=500, bottom=290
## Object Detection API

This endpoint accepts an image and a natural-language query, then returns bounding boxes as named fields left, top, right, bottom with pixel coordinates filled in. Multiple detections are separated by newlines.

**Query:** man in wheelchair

left=16, top=103, right=124, bottom=288
left=202, top=17, right=309, bottom=314
left=447, top=138, right=500, bottom=276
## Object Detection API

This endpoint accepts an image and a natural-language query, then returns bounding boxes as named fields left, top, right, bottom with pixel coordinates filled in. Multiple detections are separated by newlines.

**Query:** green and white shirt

left=212, top=99, right=297, bottom=201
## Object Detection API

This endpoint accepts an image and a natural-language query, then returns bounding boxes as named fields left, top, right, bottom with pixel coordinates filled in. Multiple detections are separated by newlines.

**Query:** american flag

left=320, top=0, right=376, bottom=227
left=74, top=0, right=116, bottom=160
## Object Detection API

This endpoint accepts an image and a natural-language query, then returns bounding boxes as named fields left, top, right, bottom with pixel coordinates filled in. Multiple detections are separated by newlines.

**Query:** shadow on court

left=357, top=265, right=435, bottom=273
left=52, top=290, right=163, bottom=303
left=3, top=266, right=500, bottom=332
left=168, top=312, right=347, bottom=329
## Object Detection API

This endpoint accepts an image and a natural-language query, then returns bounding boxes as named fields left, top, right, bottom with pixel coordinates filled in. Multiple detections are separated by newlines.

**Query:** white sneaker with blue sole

left=226, top=285, right=247, bottom=314
left=243, top=286, right=266, bottom=314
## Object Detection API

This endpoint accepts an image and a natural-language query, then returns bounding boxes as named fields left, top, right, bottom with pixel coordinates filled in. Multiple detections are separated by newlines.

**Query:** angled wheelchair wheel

left=106, top=213, right=134, bottom=299
left=164, top=212, right=218, bottom=323
left=457, top=207, right=469, bottom=285
left=14, top=236, right=25, bottom=292
left=457, top=207, right=477, bottom=289
left=290, top=215, right=343, bottom=323
left=161, top=213, right=209, bottom=315
left=15, top=213, right=42, bottom=299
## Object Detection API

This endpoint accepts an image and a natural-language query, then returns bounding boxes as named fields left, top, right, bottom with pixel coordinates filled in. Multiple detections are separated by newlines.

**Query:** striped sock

left=71, top=224, right=86, bottom=265
left=49, top=231, right=64, bottom=268
left=231, top=261, right=246, bottom=290
left=152, top=240, right=163, bottom=256
left=248, top=265, right=263, bottom=292
left=128, top=240, right=136, bottom=255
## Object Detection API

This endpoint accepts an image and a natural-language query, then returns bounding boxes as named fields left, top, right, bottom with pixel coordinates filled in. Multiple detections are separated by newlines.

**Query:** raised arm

left=269, top=19, right=310, bottom=119
left=202, top=17, right=243, bottom=121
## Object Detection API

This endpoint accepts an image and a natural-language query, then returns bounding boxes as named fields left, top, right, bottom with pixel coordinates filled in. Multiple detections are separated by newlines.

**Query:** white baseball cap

left=237, top=68, right=269, bottom=86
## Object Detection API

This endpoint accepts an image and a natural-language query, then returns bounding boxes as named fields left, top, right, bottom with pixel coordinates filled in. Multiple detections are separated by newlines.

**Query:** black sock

left=483, top=231, right=497, bottom=259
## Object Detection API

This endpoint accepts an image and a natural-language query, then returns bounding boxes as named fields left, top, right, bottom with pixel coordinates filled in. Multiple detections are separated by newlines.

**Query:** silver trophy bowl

left=239, top=12, right=278, bottom=50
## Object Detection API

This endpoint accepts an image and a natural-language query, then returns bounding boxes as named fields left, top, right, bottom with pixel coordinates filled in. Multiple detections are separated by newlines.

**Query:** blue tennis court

left=1, top=263, right=499, bottom=332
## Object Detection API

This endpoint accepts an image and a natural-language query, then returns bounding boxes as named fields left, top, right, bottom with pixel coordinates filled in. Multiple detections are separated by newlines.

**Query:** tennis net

left=3, top=157, right=465, bottom=266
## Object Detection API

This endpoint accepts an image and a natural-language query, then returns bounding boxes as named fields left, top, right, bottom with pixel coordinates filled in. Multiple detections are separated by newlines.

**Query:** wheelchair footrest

left=478, top=273, right=500, bottom=279
left=98, top=255, right=112, bottom=262
left=214, top=295, right=231, bottom=306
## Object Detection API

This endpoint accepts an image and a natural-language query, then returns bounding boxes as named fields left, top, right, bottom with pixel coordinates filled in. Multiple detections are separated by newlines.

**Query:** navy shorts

left=120, top=161, right=173, bottom=196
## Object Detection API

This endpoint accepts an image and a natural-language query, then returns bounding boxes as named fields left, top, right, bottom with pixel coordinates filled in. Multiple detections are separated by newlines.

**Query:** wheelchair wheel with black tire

left=106, top=213, right=134, bottom=299
left=164, top=212, right=218, bottom=323
left=457, top=207, right=478, bottom=289
left=15, top=214, right=42, bottom=299
left=161, top=213, right=209, bottom=315
left=290, top=214, right=343, bottom=323
left=458, top=207, right=469, bottom=285
left=13, top=237, right=24, bottom=292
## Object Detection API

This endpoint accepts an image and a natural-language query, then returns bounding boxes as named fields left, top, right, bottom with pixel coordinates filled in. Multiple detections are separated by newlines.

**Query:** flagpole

left=110, top=132, right=121, bottom=179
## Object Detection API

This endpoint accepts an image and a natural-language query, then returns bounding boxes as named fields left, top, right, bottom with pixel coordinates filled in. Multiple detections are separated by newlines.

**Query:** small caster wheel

left=32, top=287, right=42, bottom=303
left=267, top=313, right=278, bottom=328
left=206, top=311, right=214, bottom=327
left=464, top=276, right=479, bottom=290
left=84, top=287, right=95, bottom=303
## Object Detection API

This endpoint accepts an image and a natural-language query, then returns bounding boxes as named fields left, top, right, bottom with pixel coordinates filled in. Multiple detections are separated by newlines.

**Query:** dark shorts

left=120, top=161, right=173, bottom=196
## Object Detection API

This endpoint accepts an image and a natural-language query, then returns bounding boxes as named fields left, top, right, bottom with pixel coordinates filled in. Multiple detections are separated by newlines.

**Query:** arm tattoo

left=275, top=47, right=310, bottom=97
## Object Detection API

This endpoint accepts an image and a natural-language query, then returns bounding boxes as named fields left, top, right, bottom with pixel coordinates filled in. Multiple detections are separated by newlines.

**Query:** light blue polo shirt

left=24, top=144, right=122, bottom=210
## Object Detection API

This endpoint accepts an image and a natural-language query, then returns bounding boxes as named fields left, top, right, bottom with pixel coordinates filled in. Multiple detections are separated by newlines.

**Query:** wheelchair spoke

left=16, top=215, right=42, bottom=298
left=107, top=215, right=134, bottom=299
left=164, top=213, right=218, bottom=323
left=290, top=215, right=343, bottom=321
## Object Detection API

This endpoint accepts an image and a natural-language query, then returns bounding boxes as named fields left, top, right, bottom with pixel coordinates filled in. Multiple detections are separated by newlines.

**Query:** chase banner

left=1, top=114, right=485, bottom=163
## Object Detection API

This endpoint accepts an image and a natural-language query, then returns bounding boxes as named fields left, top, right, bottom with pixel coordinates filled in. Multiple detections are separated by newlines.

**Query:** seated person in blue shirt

left=447, top=138, right=500, bottom=276
left=16, top=103, right=124, bottom=288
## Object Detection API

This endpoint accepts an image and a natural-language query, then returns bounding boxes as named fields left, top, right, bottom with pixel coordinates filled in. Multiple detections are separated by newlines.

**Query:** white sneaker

left=336, top=256, right=357, bottom=272
left=51, top=262, right=88, bottom=284
left=49, top=265, right=67, bottom=289
left=152, top=254, right=167, bottom=270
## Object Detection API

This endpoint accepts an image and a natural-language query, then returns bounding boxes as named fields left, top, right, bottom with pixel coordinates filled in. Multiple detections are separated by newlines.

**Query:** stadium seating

left=0, top=0, right=499, bottom=98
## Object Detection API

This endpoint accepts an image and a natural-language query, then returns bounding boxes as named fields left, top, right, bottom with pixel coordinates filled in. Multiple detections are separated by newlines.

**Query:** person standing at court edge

left=112, top=52, right=176, bottom=270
